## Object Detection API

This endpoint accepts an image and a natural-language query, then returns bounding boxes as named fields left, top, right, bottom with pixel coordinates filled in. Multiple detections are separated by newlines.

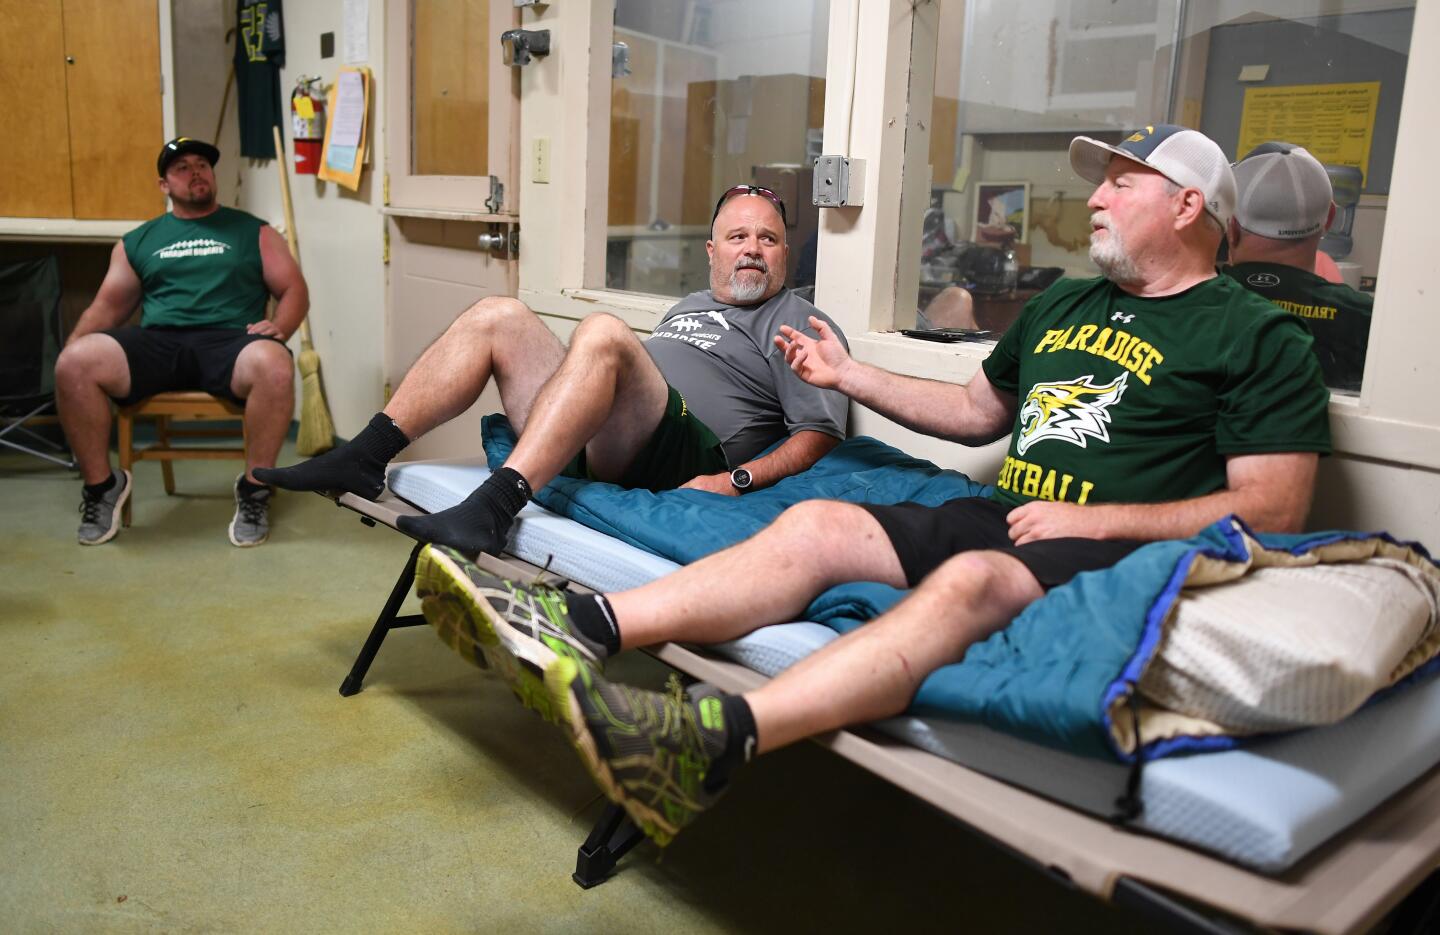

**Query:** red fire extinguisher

left=291, top=76, right=325, bottom=175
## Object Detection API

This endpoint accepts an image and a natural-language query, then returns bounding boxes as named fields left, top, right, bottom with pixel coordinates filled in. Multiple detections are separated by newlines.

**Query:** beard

left=171, top=181, right=216, bottom=211
left=1088, top=214, right=1141, bottom=285
left=716, top=256, right=773, bottom=303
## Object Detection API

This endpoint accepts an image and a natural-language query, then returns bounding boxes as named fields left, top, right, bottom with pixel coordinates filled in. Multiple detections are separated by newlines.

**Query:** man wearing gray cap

left=413, top=126, right=1331, bottom=845
left=1224, top=143, right=1373, bottom=392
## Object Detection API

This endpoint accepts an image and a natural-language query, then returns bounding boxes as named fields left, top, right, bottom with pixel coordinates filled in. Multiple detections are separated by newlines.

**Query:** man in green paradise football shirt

left=414, top=126, right=1331, bottom=845
left=1224, top=142, right=1373, bottom=393
left=54, top=138, right=309, bottom=548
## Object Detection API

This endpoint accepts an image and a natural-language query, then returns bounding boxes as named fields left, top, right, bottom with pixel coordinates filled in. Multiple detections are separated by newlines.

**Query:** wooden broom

left=272, top=125, right=335, bottom=456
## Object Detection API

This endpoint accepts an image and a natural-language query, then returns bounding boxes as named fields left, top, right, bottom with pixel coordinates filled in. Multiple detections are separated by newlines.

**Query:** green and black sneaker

left=415, top=544, right=606, bottom=723
left=545, top=657, right=733, bottom=846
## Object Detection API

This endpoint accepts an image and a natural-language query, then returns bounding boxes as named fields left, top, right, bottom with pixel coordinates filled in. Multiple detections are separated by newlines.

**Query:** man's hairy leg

left=385, top=295, right=565, bottom=439
left=607, top=500, right=908, bottom=649
left=398, top=312, right=663, bottom=553
left=54, top=334, right=131, bottom=485
left=257, top=296, right=563, bottom=499
left=230, top=339, right=294, bottom=481
left=504, top=312, right=670, bottom=490
left=747, top=550, right=1042, bottom=752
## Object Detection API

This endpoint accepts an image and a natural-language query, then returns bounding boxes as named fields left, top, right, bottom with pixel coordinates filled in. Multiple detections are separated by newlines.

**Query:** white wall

left=175, top=0, right=389, bottom=441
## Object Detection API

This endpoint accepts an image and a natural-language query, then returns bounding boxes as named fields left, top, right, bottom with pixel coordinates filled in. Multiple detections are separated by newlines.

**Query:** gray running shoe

left=415, top=544, right=605, bottom=724
left=229, top=475, right=272, bottom=547
left=545, top=660, right=733, bottom=846
left=77, top=469, right=131, bottom=546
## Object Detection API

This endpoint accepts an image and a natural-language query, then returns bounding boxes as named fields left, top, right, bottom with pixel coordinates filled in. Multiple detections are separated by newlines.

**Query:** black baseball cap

left=157, top=137, right=221, bottom=177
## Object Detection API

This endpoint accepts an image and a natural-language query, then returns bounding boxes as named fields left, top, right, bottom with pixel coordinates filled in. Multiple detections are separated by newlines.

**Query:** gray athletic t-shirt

left=643, top=288, right=850, bottom=466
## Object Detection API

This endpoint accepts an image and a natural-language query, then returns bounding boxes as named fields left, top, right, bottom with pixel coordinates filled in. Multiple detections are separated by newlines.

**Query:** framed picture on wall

left=973, top=180, right=1031, bottom=246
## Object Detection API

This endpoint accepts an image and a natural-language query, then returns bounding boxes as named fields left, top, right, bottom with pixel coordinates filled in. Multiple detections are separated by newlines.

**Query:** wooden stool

left=116, top=391, right=249, bottom=526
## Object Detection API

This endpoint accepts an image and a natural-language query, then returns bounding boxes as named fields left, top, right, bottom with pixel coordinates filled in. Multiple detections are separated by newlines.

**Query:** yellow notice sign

left=1237, top=82, right=1380, bottom=184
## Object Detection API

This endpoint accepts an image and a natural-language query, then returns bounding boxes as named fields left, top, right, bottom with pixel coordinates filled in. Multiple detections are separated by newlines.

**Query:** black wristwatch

left=730, top=467, right=753, bottom=493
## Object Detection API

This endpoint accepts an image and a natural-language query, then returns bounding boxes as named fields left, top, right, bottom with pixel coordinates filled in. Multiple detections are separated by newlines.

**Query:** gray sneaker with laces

left=77, top=469, right=132, bottom=546
left=229, top=474, right=272, bottom=547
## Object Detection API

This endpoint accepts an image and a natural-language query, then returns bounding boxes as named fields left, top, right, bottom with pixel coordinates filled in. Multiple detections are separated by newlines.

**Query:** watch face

left=731, top=468, right=752, bottom=489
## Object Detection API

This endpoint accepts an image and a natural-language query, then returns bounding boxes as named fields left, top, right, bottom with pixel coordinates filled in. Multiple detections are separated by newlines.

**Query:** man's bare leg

left=400, top=313, right=670, bottom=553
left=54, top=334, right=132, bottom=485
left=503, top=312, right=670, bottom=489
left=255, top=296, right=565, bottom=498
left=383, top=295, right=565, bottom=439
left=745, top=551, right=1042, bottom=751
left=608, top=500, right=908, bottom=647
left=230, top=339, right=294, bottom=482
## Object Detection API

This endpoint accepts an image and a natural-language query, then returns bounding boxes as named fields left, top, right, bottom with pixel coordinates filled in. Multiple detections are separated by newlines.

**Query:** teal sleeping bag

left=483, top=416, right=1440, bottom=762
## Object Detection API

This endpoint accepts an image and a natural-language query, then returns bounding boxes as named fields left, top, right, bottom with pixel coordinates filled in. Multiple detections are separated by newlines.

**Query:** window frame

left=515, top=0, right=1440, bottom=473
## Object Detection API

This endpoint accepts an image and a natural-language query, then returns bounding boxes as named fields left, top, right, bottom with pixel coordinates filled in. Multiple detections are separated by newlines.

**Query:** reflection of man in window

left=258, top=186, right=849, bottom=556
left=1224, top=143, right=1373, bottom=392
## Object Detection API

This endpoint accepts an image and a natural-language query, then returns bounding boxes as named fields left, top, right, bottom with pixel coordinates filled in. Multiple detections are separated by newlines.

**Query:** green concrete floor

left=1, top=445, right=1151, bottom=933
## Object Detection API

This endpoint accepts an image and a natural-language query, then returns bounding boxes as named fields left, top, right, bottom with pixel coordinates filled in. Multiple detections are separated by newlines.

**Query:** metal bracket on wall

left=485, top=176, right=505, bottom=214
left=477, top=223, right=520, bottom=260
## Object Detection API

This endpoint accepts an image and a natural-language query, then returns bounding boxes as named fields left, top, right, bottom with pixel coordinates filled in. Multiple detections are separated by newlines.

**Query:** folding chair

left=0, top=256, right=75, bottom=470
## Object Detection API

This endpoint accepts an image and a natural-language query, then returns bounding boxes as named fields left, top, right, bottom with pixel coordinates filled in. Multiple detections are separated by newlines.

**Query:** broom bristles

left=295, top=347, right=336, bottom=456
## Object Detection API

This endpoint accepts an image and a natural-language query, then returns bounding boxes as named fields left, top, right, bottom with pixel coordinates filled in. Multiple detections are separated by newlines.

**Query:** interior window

left=917, top=0, right=1412, bottom=397
left=605, top=0, right=829, bottom=299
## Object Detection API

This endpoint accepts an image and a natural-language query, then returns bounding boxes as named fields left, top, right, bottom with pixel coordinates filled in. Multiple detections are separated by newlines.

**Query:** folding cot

left=329, top=457, right=1440, bottom=934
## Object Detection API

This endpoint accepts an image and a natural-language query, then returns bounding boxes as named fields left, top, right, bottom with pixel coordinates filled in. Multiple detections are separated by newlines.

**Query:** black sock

left=395, top=466, right=532, bottom=555
left=252, top=412, right=408, bottom=499
left=702, top=693, right=758, bottom=794
left=84, top=472, right=117, bottom=497
left=568, top=593, right=622, bottom=656
left=238, top=475, right=269, bottom=496
left=359, top=412, right=411, bottom=462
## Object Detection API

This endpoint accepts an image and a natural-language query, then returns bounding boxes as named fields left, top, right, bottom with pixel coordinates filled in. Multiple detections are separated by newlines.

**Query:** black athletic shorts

left=859, top=497, right=1146, bottom=590
left=562, top=385, right=728, bottom=492
left=103, top=325, right=290, bottom=407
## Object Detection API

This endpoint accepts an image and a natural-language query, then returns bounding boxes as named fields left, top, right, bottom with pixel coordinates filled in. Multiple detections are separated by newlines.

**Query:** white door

left=385, top=0, right=520, bottom=461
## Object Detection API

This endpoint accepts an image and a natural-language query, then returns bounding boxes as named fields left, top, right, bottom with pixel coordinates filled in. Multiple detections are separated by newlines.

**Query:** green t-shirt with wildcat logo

left=980, top=274, right=1331, bottom=511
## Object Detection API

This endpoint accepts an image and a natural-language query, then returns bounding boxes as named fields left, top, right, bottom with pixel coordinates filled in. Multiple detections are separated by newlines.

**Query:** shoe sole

left=545, top=656, right=680, bottom=847
left=415, top=545, right=562, bottom=724
left=78, top=470, right=132, bottom=546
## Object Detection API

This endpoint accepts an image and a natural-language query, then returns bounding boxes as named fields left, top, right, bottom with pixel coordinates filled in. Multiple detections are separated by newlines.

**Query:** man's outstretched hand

left=775, top=316, right=851, bottom=390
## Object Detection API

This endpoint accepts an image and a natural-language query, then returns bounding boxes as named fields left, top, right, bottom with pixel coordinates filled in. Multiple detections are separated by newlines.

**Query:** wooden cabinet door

left=0, top=2, right=74, bottom=218
left=63, top=0, right=165, bottom=220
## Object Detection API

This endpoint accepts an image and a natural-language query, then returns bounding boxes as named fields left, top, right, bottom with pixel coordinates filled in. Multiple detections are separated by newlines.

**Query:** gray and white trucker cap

left=1231, top=142, right=1334, bottom=239
left=1069, top=124, right=1236, bottom=227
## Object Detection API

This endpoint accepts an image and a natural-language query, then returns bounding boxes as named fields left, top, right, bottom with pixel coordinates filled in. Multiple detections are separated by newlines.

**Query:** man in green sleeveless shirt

left=410, top=126, right=1332, bottom=845
left=54, top=138, right=309, bottom=547
left=1223, top=143, right=1373, bottom=393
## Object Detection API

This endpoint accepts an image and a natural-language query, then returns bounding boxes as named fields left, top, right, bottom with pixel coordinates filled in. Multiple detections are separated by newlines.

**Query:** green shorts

left=562, top=385, right=728, bottom=492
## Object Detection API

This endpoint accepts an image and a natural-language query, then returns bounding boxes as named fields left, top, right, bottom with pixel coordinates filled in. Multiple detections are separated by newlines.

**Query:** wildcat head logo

left=667, top=310, right=731, bottom=333
left=1016, top=373, right=1128, bottom=456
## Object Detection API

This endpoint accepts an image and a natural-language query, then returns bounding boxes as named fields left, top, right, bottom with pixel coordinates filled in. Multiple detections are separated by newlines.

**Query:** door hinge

left=383, top=172, right=390, bottom=206
left=382, top=222, right=390, bottom=264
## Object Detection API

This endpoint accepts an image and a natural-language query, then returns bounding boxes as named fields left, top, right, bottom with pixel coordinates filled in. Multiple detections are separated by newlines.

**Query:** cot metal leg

left=572, top=802, right=645, bottom=889
left=339, top=539, right=427, bottom=697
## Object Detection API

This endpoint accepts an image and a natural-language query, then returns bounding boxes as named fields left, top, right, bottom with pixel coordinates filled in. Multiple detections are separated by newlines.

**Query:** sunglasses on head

left=711, top=184, right=788, bottom=227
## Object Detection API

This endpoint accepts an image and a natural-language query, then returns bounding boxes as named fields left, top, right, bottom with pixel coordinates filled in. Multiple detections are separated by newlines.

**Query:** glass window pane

left=918, top=0, right=1410, bottom=397
left=606, top=0, right=829, bottom=298
left=412, top=0, right=490, bottom=177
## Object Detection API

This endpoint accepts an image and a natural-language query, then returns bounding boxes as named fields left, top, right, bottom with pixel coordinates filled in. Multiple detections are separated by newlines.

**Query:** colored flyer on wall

left=318, top=66, right=371, bottom=190
left=1236, top=82, right=1380, bottom=184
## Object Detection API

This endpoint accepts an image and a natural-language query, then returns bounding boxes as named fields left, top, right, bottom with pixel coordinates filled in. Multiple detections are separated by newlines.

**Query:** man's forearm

left=839, top=362, right=1002, bottom=446
left=1084, top=487, right=1309, bottom=540
left=741, top=430, right=841, bottom=490
left=67, top=303, right=132, bottom=345
left=268, top=285, right=310, bottom=341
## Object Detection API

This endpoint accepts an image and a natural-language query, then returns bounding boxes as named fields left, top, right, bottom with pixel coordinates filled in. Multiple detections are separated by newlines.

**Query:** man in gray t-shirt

left=258, top=184, right=850, bottom=556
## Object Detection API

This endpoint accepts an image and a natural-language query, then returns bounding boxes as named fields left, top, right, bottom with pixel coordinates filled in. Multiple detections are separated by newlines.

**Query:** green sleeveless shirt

left=121, top=207, right=269, bottom=329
